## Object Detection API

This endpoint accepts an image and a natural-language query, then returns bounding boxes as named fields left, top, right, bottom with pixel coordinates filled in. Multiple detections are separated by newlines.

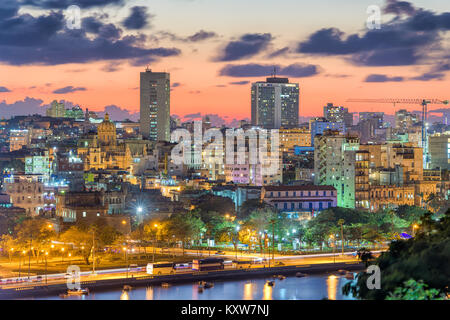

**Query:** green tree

left=386, top=279, right=447, bottom=300
left=165, top=212, right=205, bottom=255
left=60, top=226, right=93, bottom=265
left=343, top=209, right=450, bottom=300
left=15, top=218, right=55, bottom=262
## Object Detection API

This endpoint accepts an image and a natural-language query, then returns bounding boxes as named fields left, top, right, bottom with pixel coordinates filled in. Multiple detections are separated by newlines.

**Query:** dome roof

left=98, top=113, right=116, bottom=132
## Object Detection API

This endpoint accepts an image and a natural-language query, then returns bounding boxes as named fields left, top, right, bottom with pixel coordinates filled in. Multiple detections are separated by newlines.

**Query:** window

left=82, top=211, right=86, bottom=217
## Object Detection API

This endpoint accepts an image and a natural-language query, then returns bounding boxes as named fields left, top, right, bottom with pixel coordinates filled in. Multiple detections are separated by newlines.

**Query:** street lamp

left=153, top=224, right=159, bottom=263
left=412, top=224, right=419, bottom=237
left=45, top=252, right=48, bottom=285
left=123, top=247, right=128, bottom=278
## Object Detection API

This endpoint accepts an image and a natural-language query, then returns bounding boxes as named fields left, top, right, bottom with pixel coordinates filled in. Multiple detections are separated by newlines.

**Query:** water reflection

left=263, top=283, right=273, bottom=300
left=243, top=282, right=253, bottom=300
left=327, top=275, right=338, bottom=300
left=146, top=287, right=154, bottom=300
left=38, top=274, right=356, bottom=300
left=120, top=291, right=129, bottom=300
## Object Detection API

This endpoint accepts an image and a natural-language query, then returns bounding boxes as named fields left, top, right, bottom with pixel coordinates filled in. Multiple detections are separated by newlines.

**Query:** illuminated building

left=251, top=77, right=299, bottom=129
left=429, top=133, right=450, bottom=170
left=314, top=131, right=360, bottom=208
left=77, top=114, right=132, bottom=171
left=369, top=185, right=415, bottom=211
left=3, top=174, right=48, bottom=215
left=323, top=103, right=353, bottom=127
left=262, top=185, right=337, bottom=219
left=279, top=128, right=311, bottom=154
left=9, top=129, right=30, bottom=151
left=46, top=100, right=66, bottom=118
left=309, top=118, right=346, bottom=147
left=140, top=69, right=171, bottom=141
left=25, top=151, right=51, bottom=175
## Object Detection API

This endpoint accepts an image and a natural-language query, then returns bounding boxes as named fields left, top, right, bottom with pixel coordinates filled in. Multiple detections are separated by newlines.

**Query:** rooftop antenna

left=272, top=66, right=277, bottom=78
left=145, top=65, right=151, bottom=72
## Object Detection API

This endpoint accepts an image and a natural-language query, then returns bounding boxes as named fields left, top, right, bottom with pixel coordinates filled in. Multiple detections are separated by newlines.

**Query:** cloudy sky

left=0, top=0, right=449, bottom=121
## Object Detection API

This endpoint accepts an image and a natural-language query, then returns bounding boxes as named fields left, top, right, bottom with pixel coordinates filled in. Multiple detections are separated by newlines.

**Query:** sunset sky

left=0, top=0, right=449, bottom=122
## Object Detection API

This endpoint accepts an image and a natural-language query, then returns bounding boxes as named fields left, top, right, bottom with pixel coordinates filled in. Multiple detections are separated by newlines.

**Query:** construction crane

left=346, top=98, right=449, bottom=168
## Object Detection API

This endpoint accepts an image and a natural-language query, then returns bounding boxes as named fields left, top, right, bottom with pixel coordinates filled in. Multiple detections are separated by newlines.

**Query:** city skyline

left=0, top=0, right=449, bottom=121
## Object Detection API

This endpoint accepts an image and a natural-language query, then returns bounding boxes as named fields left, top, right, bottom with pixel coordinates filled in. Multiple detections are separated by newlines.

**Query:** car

left=36, top=276, right=43, bottom=282
left=275, top=261, right=285, bottom=266
left=214, top=251, right=225, bottom=255
left=128, top=264, right=139, bottom=272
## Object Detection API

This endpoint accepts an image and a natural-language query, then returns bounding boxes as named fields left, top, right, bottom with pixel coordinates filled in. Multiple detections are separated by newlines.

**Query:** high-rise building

left=429, top=133, right=450, bottom=170
left=323, top=103, right=353, bottom=127
left=314, top=131, right=360, bottom=208
left=140, top=69, right=170, bottom=141
left=309, top=117, right=346, bottom=147
left=46, top=100, right=66, bottom=118
left=359, top=112, right=384, bottom=128
left=251, top=77, right=299, bottom=129
left=395, top=109, right=419, bottom=132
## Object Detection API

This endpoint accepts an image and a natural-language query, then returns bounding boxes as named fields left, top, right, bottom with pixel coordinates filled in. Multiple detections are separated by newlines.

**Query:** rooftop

left=264, top=185, right=336, bottom=192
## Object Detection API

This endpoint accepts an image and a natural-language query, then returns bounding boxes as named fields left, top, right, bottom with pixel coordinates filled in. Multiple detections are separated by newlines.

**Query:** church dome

left=98, top=113, right=115, bottom=132
left=98, top=113, right=117, bottom=145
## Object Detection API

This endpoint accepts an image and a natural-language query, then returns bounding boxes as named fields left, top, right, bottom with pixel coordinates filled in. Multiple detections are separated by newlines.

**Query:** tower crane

left=346, top=98, right=449, bottom=168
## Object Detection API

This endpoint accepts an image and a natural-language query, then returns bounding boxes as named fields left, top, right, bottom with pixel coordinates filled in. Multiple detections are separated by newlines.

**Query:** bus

left=192, top=258, right=224, bottom=272
left=233, top=260, right=252, bottom=269
left=147, top=262, right=194, bottom=275
left=147, top=262, right=175, bottom=275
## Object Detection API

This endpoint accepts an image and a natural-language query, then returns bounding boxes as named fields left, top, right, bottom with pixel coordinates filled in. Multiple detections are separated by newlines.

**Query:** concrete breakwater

left=0, top=262, right=364, bottom=299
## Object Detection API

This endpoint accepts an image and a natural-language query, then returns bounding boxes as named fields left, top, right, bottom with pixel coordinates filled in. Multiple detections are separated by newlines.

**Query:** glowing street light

left=413, top=224, right=419, bottom=237
left=137, top=207, right=143, bottom=214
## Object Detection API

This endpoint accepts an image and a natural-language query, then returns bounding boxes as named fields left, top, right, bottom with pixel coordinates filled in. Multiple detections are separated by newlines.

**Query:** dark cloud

left=0, top=9, right=180, bottom=65
left=0, top=0, right=19, bottom=20
left=122, top=6, right=151, bottom=30
left=97, top=105, right=139, bottom=122
left=364, top=74, right=405, bottom=82
left=296, top=1, right=449, bottom=67
left=101, top=62, right=121, bottom=72
left=384, top=0, right=416, bottom=16
left=186, top=30, right=217, bottom=42
left=406, top=10, right=450, bottom=31
left=267, top=47, right=290, bottom=58
left=0, top=97, right=47, bottom=118
left=82, top=17, right=122, bottom=40
left=410, top=72, right=445, bottom=81
left=171, top=82, right=182, bottom=88
left=184, top=112, right=202, bottom=119
left=0, top=86, right=11, bottom=92
left=153, top=30, right=217, bottom=43
left=350, top=47, right=422, bottom=66
left=53, top=86, right=87, bottom=94
left=434, top=62, right=450, bottom=72
left=219, top=63, right=320, bottom=78
left=229, top=81, right=250, bottom=85
left=21, top=0, right=124, bottom=9
left=216, top=33, right=272, bottom=61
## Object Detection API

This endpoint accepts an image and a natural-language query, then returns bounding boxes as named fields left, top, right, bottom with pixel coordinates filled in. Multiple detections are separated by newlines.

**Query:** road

left=0, top=252, right=369, bottom=290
